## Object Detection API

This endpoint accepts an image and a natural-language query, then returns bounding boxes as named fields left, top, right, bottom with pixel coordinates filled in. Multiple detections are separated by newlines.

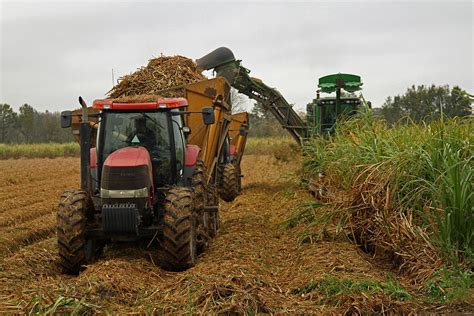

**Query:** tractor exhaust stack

left=78, top=96, right=91, bottom=192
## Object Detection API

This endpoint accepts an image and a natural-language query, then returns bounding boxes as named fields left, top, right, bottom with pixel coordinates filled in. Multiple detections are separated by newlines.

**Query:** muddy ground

left=0, top=155, right=468, bottom=314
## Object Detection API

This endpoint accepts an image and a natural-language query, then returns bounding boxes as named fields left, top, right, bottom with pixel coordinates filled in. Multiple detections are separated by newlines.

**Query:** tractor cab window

left=171, top=110, right=185, bottom=182
left=101, top=111, right=173, bottom=185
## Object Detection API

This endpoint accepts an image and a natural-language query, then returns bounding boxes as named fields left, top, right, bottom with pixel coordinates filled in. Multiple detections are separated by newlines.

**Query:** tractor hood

left=103, top=146, right=152, bottom=169
left=101, top=146, right=153, bottom=204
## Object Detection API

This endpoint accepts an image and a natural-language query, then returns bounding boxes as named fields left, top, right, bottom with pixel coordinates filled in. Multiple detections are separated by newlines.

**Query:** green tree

left=36, top=110, right=71, bottom=143
left=0, top=104, right=18, bottom=143
left=18, top=104, right=35, bottom=143
left=249, top=102, right=289, bottom=137
left=381, top=85, right=472, bottom=124
left=445, top=87, right=472, bottom=117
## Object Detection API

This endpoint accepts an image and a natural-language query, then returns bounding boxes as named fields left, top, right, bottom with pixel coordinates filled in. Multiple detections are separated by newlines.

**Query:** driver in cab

left=128, top=117, right=157, bottom=151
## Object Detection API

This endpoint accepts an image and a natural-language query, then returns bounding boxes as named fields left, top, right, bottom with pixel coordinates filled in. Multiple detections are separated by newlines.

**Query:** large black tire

left=220, top=163, right=239, bottom=202
left=192, top=161, right=209, bottom=251
left=192, top=161, right=206, bottom=211
left=236, top=164, right=242, bottom=194
left=57, top=190, right=88, bottom=275
left=158, top=187, right=197, bottom=271
left=206, top=184, right=220, bottom=237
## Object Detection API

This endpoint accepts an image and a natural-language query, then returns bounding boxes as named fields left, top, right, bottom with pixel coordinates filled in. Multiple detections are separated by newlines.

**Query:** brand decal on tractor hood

left=101, top=187, right=149, bottom=199
left=131, top=135, right=140, bottom=144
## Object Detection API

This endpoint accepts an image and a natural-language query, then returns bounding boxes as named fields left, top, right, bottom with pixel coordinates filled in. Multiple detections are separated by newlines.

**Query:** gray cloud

left=1, top=1, right=472, bottom=112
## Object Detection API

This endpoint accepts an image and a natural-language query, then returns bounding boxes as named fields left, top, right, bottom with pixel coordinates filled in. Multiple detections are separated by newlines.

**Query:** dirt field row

left=0, top=158, right=79, bottom=258
left=0, top=155, right=465, bottom=313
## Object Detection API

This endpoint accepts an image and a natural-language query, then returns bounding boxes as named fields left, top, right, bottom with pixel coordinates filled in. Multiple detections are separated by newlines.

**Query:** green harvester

left=306, top=73, right=369, bottom=136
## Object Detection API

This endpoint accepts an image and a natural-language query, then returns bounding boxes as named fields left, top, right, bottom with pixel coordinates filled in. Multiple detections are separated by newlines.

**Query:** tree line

left=1, top=84, right=471, bottom=143
left=380, top=85, right=472, bottom=125
left=0, top=104, right=73, bottom=143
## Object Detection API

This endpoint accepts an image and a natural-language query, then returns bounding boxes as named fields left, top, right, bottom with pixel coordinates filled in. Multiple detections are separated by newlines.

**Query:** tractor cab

left=95, top=105, right=184, bottom=188
left=306, top=73, right=365, bottom=136
left=89, top=98, right=191, bottom=219
left=93, top=98, right=187, bottom=193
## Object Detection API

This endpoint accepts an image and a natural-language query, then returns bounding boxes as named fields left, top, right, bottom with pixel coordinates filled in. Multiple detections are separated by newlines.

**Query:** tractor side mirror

left=239, top=127, right=246, bottom=136
left=60, top=111, right=72, bottom=128
left=202, top=107, right=215, bottom=125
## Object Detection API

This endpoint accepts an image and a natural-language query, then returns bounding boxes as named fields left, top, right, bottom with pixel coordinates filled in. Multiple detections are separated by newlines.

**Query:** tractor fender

left=183, top=145, right=201, bottom=186
left=229, top=144, right=236, bottom=162
left=229, top=145, right=236, bottom=157
left=90, top=148, right=98, bottom=193
left=185, top=144, right=200, bottom=167
left=90, top=148, right=97, bottom=168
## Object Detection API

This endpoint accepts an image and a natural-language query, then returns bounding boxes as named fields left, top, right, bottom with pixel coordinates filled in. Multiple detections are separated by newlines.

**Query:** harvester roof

left=318, top=73, right=362, bottom=94
left=93, top=97, right=188, bottom=110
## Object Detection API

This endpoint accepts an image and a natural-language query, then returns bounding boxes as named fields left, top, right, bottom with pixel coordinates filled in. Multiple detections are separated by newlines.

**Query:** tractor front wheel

left=57, top=190, right=89, bottom=274
left=158, top=187, right=197, bottom=271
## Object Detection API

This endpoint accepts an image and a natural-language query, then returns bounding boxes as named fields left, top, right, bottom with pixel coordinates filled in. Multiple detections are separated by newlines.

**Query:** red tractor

left=59, top=97, right=218, bottom=274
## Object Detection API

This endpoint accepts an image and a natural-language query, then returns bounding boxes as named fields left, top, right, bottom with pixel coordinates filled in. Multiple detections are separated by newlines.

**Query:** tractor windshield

left=101, top=111, right=174, bottom=185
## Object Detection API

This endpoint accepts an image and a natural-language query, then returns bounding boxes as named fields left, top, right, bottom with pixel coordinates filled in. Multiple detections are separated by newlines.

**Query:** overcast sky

left=0, top=0, right=472, bottom=112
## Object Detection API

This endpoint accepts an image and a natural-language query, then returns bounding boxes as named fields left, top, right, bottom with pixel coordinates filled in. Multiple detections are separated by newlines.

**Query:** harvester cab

left=59, top=97, right=218, bottom=274
left=306, top=73, right=366, bottom=136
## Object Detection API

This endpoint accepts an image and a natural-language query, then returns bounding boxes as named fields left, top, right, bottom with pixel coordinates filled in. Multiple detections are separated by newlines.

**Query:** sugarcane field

left=0, top=1, right=473, bottom=314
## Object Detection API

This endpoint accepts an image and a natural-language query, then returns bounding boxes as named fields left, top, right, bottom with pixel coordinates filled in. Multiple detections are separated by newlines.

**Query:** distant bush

left=245, top=137, right=299, bottom=161
left=0, top=139, right=299, bottom=160
left=0, top=143, right=80, bottom=159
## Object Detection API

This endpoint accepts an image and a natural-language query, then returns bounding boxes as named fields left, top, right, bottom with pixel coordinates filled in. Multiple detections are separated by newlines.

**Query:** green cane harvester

left=306, top=73, right=369, bottom=136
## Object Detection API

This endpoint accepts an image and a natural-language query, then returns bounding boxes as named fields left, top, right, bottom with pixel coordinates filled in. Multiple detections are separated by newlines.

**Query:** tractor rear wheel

left=220, top=163, right=239, bottom=202
left=57, top=190, right=89, bottom=274
left=158, top=187, right=197, bottom=271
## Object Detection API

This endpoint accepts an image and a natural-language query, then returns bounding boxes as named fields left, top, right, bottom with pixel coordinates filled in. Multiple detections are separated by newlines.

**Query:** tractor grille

left=101, top=165, right=149, bottom=190
left=102, top=203, right=140, bottom=234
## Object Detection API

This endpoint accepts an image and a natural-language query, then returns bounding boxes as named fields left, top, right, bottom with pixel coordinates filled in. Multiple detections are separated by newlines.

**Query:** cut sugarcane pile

left=108, top=55, right=206, bottom=98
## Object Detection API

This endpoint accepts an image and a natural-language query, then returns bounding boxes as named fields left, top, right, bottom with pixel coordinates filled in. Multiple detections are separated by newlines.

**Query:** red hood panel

left=104, top=146, right=151, bottom=168
left=102, top=146, right=154, bottom=204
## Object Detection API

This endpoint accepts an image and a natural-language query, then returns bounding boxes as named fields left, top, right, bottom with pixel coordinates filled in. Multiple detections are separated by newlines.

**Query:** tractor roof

left=93, top=97, right=188, bottom=110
